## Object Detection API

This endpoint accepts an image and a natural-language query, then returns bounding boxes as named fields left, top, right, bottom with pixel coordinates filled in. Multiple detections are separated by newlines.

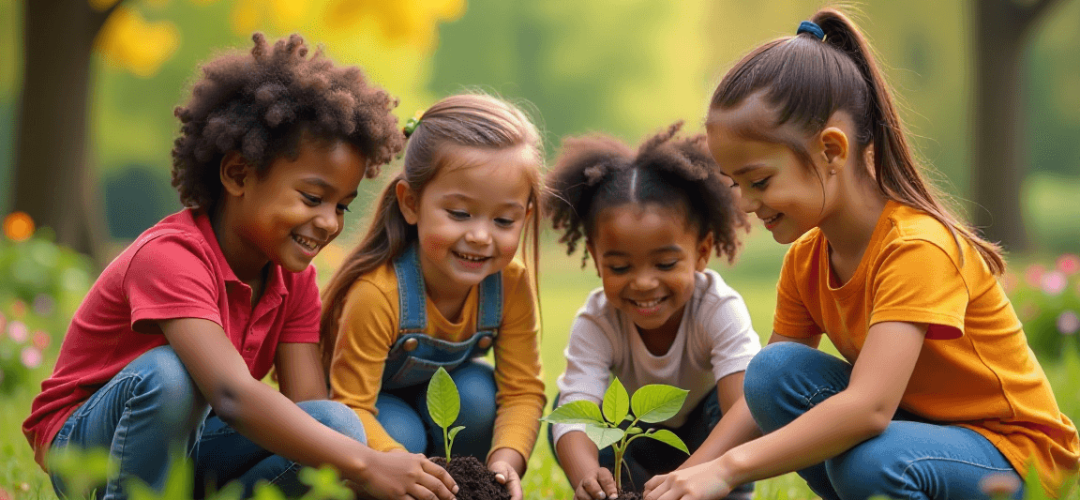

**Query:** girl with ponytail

left=644, top=9, right=1078, bottom=500
left=320, top=93, right=546, bottom=500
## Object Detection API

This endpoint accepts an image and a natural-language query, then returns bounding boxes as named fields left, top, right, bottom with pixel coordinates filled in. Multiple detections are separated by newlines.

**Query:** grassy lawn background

left=4, top=172, right=1080, bottom=499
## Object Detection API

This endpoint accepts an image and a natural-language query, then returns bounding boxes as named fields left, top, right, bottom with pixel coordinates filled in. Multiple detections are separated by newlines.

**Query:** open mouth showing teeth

left=292, top=234, right=319, bottom=252
left=629, top=297, right=665, bottom=308
left=453, top=251, right=490, bottom=262
left=762, top=214, right=782, bottom=226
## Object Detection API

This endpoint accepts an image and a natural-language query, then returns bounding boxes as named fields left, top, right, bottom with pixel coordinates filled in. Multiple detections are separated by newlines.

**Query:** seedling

left=426, top=366, right=466, bottom=463
left=543, top=377, right=690, bottom=492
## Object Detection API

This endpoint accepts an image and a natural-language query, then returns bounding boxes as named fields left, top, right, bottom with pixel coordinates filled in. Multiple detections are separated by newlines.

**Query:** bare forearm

left=680, top=397, right=761, bottom=469
left=719, top=391, right=885, bottom=486
left=556, top=431, right=602, bottom=487
left=216, top=378, right=372, bottom=479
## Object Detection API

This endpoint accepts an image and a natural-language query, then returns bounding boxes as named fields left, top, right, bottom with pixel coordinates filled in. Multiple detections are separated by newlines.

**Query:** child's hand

left=642, top=460, right=731, bottom=500
left=357, top=451, right=459, bottom=500
left=489, top=460, right=522, bottom=500
left=574, top=467, right=617, bottom=500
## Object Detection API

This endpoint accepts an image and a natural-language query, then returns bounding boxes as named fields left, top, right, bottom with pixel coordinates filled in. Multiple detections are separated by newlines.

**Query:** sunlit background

left=2, top=1, right=1079, bottom=499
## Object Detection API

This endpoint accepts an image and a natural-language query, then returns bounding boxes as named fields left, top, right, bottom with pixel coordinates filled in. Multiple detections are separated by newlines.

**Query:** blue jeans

left=744, top=342, right=1022, bottom=500
left=375, top=360, right=496, bottom=460
left=49, top=346, right=366, bottom=500
left=547, top=389, right=755, bottom=497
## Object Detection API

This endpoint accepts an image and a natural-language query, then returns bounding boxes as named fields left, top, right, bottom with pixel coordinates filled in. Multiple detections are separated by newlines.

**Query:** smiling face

left=587, top=202, right=712, bottom=339
left=229, top=137, right=365, bottom=279
left=706, top=97, right=834, bottom=245
left=399, top=144, right=536, bottom=300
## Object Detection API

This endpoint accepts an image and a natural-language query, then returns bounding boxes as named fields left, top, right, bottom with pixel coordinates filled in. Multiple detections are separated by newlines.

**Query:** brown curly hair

left=544, top=121, right=748, bottom=267
left=171, top=33, right=405, bottom=210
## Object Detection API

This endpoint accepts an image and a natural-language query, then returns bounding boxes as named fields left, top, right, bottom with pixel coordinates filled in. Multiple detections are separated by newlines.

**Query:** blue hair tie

left=797, top=20, right=825, bottom=41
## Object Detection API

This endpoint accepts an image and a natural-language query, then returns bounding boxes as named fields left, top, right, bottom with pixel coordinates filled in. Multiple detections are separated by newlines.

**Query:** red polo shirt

left=23, top=209, right=321, bottom=468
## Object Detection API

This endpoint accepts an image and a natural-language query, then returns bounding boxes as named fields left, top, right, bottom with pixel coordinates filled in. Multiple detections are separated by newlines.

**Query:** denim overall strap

left=381, top=244, right=504, bottom=390
left=393, top=244, right=426, bottom=332
left=475, top=271, right=502, bottom=334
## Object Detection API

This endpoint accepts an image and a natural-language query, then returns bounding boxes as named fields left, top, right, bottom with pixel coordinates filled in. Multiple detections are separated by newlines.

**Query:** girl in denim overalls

left=320, top=94, right=547, bottom=500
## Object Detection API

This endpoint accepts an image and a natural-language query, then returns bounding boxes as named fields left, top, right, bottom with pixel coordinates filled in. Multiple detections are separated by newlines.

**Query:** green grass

left=1, top=229, right=1076, bottom=499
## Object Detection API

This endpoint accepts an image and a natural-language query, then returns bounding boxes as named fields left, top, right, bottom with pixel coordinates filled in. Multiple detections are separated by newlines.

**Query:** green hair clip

left=403, top=110, right=424, bottom=138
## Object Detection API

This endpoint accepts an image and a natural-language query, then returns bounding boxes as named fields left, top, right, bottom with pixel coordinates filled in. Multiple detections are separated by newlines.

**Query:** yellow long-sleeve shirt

left=329, top=258, right=546, bottom=461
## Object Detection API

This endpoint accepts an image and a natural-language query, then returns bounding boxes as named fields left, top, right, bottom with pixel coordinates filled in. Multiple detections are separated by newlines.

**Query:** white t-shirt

left=552, top=269, right=761, bottom=447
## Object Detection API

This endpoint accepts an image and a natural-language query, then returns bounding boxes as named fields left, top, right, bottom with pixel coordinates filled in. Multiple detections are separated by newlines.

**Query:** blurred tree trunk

left=971, top=0, right=1065, bottom=253
left=11, top=0, right=117, bottom=263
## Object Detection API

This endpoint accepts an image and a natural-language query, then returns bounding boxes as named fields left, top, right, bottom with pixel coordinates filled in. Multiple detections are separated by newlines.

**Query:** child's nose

left=630, top=273, right=658, bottom=290
left=465, top=224, right=492, bottom=245
left=314, top=207, right=341, bottom=235
left=737, top=190, right=759, bottom=213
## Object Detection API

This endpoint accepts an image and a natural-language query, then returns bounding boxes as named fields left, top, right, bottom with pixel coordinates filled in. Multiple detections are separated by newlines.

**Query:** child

left=320, top=93, right=547, bottom=500
left=644, top=9, right=1080, bottom=500
left=543, top=122, right=760, bottom=500
left=23, top=34, right=458, bottom=500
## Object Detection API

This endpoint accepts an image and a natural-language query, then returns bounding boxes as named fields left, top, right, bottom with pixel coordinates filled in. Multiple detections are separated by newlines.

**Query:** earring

left=829, top=169, right=836, bottom=176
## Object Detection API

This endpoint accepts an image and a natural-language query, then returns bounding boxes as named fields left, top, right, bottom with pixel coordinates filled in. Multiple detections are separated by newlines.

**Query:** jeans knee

left=299, top=400, right=367, bottom=445
left=376, top=394, right=427, bottom=453
left=131, top=346, right=204, bottom=427
left=452, top=362, right=496, bottom=424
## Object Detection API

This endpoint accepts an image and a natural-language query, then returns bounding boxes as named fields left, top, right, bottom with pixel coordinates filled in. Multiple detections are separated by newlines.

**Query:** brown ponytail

left=710, top=8, right=1005, bottom=275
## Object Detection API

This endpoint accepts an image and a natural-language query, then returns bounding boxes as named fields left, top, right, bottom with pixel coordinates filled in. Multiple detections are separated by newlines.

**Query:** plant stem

left=613, top=444, right=625, bottom=493
left=444, top=427, right=451, bottom=463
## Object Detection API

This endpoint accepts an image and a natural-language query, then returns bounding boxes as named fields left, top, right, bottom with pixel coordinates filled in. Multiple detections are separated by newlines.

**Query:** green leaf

left=630, top=384, right=689, bottom=423
left=542, top=400, right=605, bottom=425
left=584, top=423, right=625, bottom=451
left=298, top=466, right=354, bottom=500
left=625, top=427, right=643, bottom=435
left=639, top=429, right=689, bottom=455
left=427, top=367, right=460, bottom=429
left=448, top=426, right=465, bottom=441
left=602, top=377, right=629, bottom=425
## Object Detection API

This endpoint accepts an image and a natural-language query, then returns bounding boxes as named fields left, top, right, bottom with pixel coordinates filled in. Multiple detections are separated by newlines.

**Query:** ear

left=395, top=179, right=420, bottom=225
left=219, top=151, right=254, bottom=197
left=586, top=240, right=601, bottom=277
left=695, top=232, right=714, bottom=272
left=818, top=126, right=849, bottom=175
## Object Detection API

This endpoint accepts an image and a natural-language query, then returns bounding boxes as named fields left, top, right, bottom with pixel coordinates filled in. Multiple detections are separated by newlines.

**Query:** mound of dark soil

left=430, top=456, right=510, bottom=500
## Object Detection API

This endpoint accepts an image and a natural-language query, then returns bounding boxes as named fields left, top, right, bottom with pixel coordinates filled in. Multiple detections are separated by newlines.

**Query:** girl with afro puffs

left=24, top=34, right=457, bottom=500
left=544, top=123, right=760, bottom=500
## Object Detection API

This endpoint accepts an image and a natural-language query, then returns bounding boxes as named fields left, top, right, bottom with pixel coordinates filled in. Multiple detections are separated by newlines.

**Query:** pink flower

left=20, top=346, right=42, bottom=369
left=8, top=321, right=28, bottom=343
left=1019, top=302, right=1040, bottom=320
left=1058, top=311, right=1080, bottom=335
left=33, top=294, right=55, bottom=316
left=11, top=299, right=26, bottom=318
left=1001, top=272, right=1018, bottom=294
left=32, top=330, right=50, bottom=350
left=1041, top=271, right=1068, bottom=296
left=1024, top=264, right=1046, bottom=288
left=1058, top=254, right=1080, bottom=275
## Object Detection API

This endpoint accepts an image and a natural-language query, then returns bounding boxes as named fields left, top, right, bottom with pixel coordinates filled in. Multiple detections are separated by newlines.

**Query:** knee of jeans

left=452, top=363, right=497, bottom=424
left=376, top=394, right=427, bottom=453
left=133, top=346, right=203, bottom=423
left=744, top=343, right=815, bottom=401
left=299, top=400, right=367, bottom=445
left=826, top=440, right=906, bottom=500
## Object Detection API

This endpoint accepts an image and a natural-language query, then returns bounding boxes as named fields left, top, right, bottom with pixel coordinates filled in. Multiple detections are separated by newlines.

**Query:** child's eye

left=301, top=192, right=321, bottom=206
left=447, top=210, right=470, bottom=220
left=749, top=177, right=770, bottom=190
left=657, top=261, right=678, bottom=271
left=337, top=204, right=351, bottom=214
left=606, top=264, right=630, bottom=274
left=494, top=217, right=516, bottom=228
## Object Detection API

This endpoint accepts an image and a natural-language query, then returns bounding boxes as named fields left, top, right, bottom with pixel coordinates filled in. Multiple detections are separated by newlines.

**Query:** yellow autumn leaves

left=92, top=0, right=466, bottom=78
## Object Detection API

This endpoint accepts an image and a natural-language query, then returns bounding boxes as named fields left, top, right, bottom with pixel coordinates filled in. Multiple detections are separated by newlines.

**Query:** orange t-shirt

left=774, top=201, right=1079, bottom=495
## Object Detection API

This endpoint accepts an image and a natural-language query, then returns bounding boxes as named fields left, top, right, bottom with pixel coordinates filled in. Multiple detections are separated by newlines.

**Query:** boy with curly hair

left=24, top=34, right=458, bottom=500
